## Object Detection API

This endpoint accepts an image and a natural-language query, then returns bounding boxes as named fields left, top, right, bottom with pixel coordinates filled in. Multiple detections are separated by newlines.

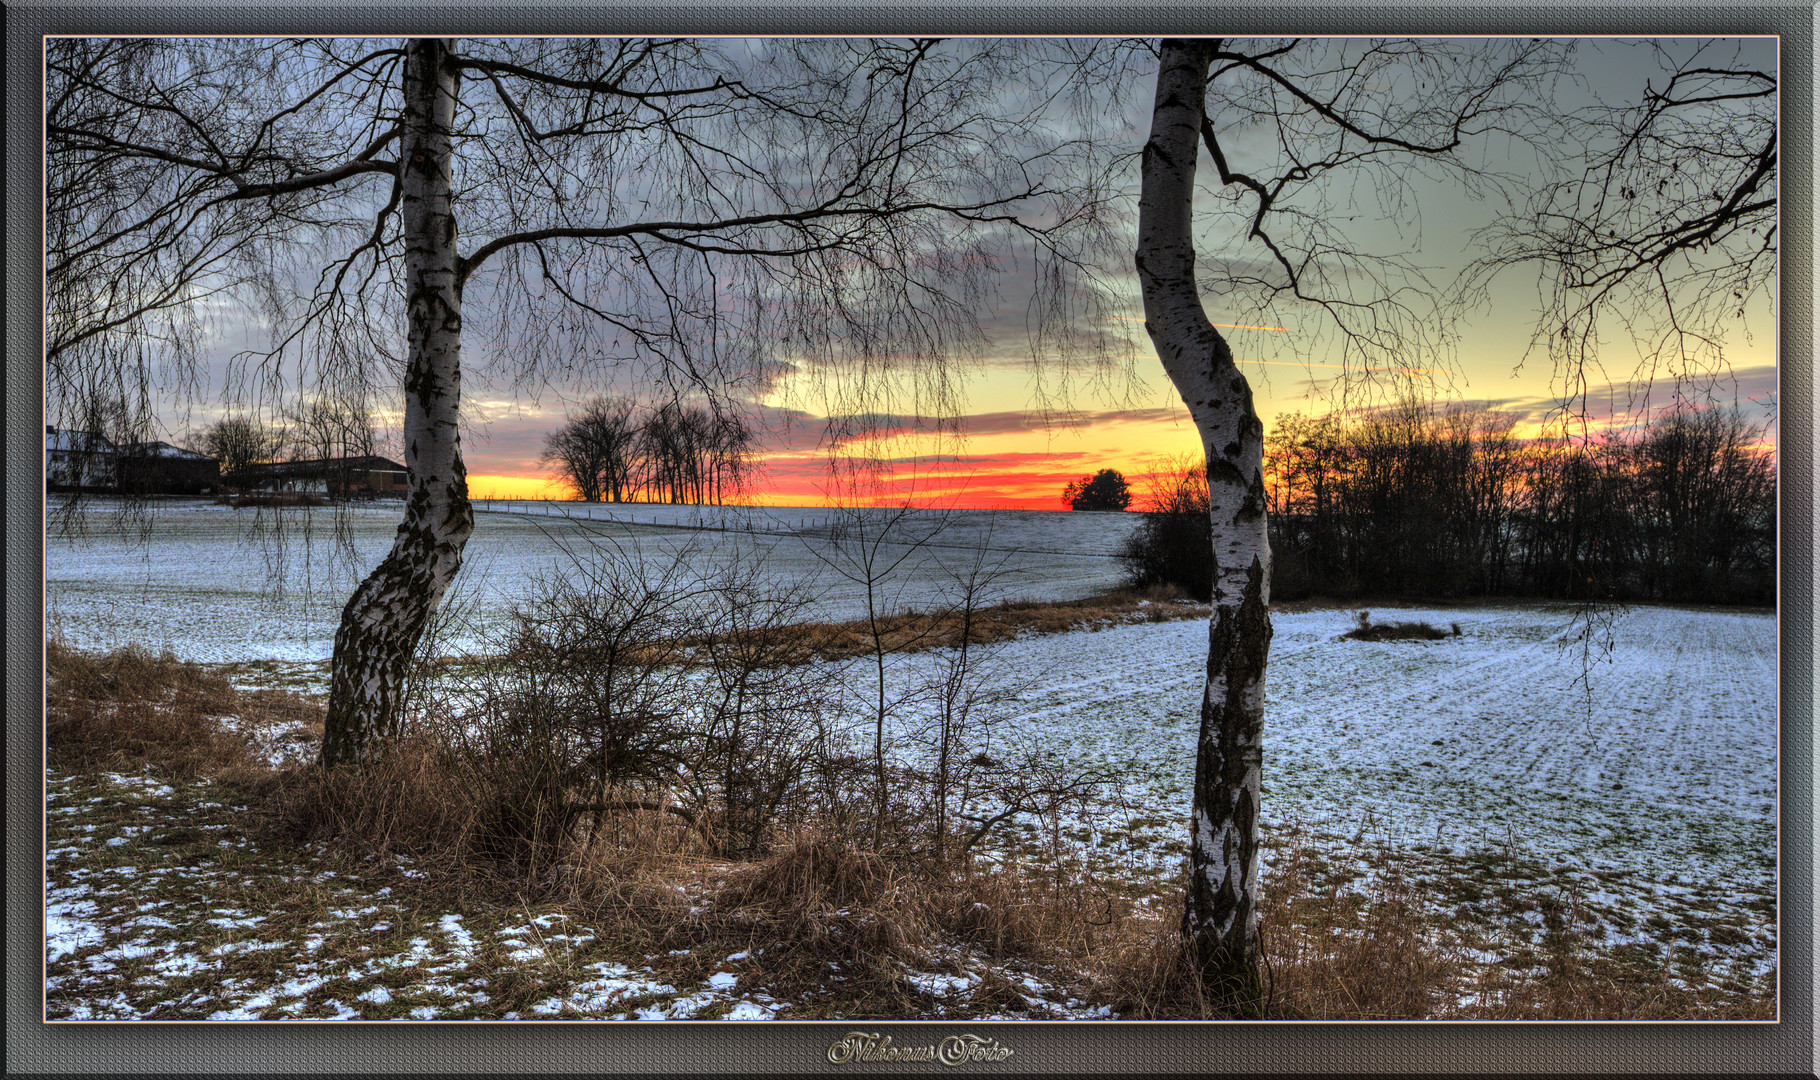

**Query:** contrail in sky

left=1129, top=357, right=1437, bottom=379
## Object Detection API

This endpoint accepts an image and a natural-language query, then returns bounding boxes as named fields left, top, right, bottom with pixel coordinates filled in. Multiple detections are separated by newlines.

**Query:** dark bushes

left=1123, top=403, right=1776, bottom=606
left=1265, top=402, right=1774, bottom=605
left=1119, top=458, right=1213, bottom=601
left=1341, top=611, right=1460, bottom=641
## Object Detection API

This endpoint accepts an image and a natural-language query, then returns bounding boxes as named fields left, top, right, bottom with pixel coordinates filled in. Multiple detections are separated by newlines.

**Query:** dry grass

left=1100, top=836, right=1463, bottom=1020
left=1464, top=967, right=1779, bottom=1020
left=42, top=622, right=1773, bottom=1022
left=262, top=739, right=488, bottom=864
left=45, top=642, right=263, bottom=781
left=1259, top=846, right=1464, bottom=1019
left=1342, top=610, right=1461, bottom=642
left=711, top=831, right=932, bottom=1012
left=684, top=585, right=1210, bottom=665
left=1098, top=831, right=1777, bottom=1021
left=697, top=835, right=1141, bottom=1017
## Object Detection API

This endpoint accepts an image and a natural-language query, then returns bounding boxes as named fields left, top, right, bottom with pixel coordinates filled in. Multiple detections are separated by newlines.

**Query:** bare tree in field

left=1135, top=36, right=1572, bottom=1008
left=285, top=395, right=381, bottom=465
left=540, top=396, right=642, bottom=503
left=202, top=415, right=282, bottom=483
left=47, top=37, right=1121, bottom=767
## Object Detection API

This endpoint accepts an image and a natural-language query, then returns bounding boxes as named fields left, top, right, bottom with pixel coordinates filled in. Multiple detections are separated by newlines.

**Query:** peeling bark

left=322, top=39, right=473, bottom=768
left=1137, top=38, right=1274, bottom=1009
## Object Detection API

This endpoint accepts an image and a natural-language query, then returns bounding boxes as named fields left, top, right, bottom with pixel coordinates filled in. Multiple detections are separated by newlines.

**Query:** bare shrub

left=1342, top=610, right=1458, bottom=641
left=403, top=532, right=846, bottom=862
left=683, top=551, right=846, bottom=856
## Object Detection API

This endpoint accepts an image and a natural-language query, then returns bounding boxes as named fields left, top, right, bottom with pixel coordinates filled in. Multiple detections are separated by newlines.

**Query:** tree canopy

left=1063, top=468, right=1131, bottom=511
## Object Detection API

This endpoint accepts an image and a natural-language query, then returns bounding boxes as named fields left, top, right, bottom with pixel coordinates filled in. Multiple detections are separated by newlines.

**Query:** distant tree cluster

left=1063, top=468, right=1132, bottom=511
left=197, top=399, right=382, bottom=479
left=1124, top=402, right=1775, bottom=607
left=541, top=396, right=757, bottom=505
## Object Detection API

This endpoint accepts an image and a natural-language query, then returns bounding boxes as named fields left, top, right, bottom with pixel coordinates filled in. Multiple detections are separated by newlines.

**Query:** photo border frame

left=7, top=3, right=1812, bottom=1074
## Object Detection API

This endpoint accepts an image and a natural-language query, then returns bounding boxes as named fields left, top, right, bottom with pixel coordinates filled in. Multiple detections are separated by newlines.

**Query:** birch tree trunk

left=1136, top=38, right=1274, bottom=1011
left=322, top=39, right=474, bottom=767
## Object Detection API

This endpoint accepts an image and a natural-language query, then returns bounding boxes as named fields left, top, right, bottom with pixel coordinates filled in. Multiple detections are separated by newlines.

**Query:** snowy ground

left=42, top=500, right=1778, bottom=1017
left=45, top=499, right=1140, bottom=664
left=44, top=769, right=1110, bottom=1021
left=896, top=604, right=1778, bottom=990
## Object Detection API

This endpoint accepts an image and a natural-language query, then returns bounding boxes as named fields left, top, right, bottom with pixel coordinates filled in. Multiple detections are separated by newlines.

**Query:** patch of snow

left=437, top=914, right=475, bottom=952
left=45, top=900, right=105, bottom=962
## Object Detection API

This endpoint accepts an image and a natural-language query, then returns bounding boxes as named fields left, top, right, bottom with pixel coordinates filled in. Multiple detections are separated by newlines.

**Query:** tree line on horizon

left=540, top=396, right=758, bottom=506
left=1125, top=400, right=1775, bottom=607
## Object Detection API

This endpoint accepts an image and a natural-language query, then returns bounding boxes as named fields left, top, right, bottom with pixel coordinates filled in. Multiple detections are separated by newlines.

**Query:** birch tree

left=1135, top=36, right=1569, bottom=1008
left=46, top=36, right=1122, bottom=768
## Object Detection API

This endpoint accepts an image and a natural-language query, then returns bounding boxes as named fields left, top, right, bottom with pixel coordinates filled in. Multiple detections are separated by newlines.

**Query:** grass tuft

left=1342, top=610, right=1460, bottom=642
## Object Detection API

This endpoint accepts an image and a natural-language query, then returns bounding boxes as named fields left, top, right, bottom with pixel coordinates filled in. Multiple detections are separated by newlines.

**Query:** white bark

left=1136, top=37, right=1273, bottom=1002
left=322, top=38, right=474, bottom=767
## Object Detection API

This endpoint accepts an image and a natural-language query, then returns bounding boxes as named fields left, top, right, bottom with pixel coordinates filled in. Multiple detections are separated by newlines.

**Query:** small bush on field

left=1342, top=610, right=1460, bottom=642
left=1120, top=459, right=1213, bottom=602
left=395, top=535, right=847, bottom=865
left=1122, top=458, right=1327, bottom=602
left=45, top=642, right=257, bottom=780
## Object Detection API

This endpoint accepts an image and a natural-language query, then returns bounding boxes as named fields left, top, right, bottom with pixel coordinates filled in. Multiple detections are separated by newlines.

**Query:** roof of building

left=239, top=456, right=406, bottom=477
left=123, top=441, right=215, bottom=461
left=45, top=428, right=118, bottom=454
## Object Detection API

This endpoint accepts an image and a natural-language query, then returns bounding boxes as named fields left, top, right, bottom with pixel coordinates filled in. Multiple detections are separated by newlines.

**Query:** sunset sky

left=121, top=36, right=1777, bottom=511
left=456, top=37, right=1780, bottom=509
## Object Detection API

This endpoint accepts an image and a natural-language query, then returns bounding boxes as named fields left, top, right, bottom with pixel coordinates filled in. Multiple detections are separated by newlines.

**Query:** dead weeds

left=46, top=642, right=261, bottom=781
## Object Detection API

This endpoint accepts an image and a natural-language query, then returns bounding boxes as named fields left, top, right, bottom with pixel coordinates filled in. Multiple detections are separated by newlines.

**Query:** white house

left=46, top=427, right=118, bottom=492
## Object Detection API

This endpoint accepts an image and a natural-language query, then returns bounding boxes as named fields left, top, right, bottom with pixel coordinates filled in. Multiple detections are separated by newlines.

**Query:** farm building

left=45, top=427, right=118, bottom=492
left=232, top=456, right=409, bottom=498
left=118, top=442, right=220, bottom=496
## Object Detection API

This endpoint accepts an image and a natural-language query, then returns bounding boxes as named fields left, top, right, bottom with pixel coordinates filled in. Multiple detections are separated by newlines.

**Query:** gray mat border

left=7, top=3, right=1812, bottom=1075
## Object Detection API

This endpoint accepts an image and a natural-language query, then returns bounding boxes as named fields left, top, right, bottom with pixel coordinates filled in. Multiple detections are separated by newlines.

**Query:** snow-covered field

left=42, top=499, right=1778, bottom=1017
left=917, top=604, right=1779, bottom=986
left=45, top=499, right=1140, bottom=663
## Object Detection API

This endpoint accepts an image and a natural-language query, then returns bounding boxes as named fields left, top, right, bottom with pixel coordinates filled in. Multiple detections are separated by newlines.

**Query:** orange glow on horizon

left=466, top=474, right=574, bottom=501
left=466, top=395, right=1776, bottom=512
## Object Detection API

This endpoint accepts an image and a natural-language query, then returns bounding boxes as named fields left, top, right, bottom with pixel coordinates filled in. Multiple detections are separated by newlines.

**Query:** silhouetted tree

left=1063, top=468, right=1131, bottom=511
left=541, top=397, right=642, bottom=503
left=204, top=415, right=282, bottom=483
